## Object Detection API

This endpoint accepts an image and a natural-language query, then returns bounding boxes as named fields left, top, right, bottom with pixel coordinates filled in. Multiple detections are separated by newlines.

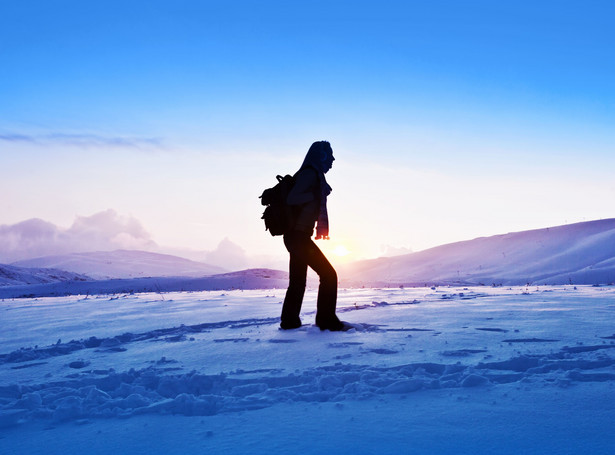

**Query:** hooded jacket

left=286, top=142, right=333, bottom=237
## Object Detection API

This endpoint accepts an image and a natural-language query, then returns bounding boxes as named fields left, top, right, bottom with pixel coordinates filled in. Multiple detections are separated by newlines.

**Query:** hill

left=0, top=264, right=90, bottom=287
left=340, top=219, right=615, bottom=286
left=11, top=249, right=226, bottom=280
left=0, top=268, right=289, bottom=299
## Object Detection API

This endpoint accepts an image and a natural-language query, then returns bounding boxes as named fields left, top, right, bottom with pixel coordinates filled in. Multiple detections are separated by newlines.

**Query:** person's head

left=304, top=140, right=335, bottom=173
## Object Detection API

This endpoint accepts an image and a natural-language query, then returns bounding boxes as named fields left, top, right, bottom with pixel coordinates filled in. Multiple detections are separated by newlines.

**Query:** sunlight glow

left=332, top=245, right=350, bottom=257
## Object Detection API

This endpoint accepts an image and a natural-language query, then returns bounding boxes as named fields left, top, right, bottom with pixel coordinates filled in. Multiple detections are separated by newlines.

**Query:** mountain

left=339, top=219, right=615, bottom=286
left=11, top=250, right=226, bottom=280
left=0, top=264, right=90, bottom=287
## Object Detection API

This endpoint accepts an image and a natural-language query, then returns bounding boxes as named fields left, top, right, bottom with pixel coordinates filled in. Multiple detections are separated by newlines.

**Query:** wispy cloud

left=0, top=132, right=164, bottom=149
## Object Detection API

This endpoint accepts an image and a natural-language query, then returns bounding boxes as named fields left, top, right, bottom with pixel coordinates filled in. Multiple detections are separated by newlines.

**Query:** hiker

left=280, top=141, right=346, bottom=331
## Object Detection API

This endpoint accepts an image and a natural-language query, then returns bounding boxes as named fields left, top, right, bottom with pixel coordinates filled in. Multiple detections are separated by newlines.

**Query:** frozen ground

left=1, top=285, right=614, bottom=454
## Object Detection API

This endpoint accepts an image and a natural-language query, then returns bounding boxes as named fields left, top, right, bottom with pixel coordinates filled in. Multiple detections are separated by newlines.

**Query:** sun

left=332, top=245, right=350, bottom=257
left=321, top=238, right=359, bottom=263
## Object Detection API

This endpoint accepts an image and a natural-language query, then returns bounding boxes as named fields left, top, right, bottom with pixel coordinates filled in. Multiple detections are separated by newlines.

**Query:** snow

left=1, top=285, right=614, bottom=454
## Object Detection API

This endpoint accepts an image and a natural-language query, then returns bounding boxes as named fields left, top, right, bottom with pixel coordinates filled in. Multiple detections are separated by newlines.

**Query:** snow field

left=1, top=286, right=615, bottom=453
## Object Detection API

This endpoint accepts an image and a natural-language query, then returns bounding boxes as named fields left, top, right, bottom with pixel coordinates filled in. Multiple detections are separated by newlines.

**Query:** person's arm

left=287, top=168, right=317, bottom=205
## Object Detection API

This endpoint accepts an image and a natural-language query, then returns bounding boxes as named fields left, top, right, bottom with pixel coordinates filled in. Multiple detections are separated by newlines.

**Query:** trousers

left=281, top=231, right=338, bottom=328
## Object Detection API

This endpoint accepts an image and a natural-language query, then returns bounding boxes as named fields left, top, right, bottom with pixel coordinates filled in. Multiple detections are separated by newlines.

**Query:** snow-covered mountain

left=0, top=263, right=89, bottom=287
left=340, top=219, right=615, bottom=286
left=11, top=249, right=226, bottom=280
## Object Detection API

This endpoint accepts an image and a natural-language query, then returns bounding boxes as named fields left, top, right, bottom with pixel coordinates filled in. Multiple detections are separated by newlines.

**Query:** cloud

left=0, top=210, right=157, bottom=263
left=379, top=244, right=414, bottom=257
left=202, top=237, right=249, bottom=271
left=0, top=132, right=163, bottom=149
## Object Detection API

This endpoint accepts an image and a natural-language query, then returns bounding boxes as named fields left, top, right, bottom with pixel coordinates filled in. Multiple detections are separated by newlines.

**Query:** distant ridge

left=0, top=264, right=89, bottom=287
left=340, top=219, right=615, bottom=286
left=11, top=249, right=226, bottom=280
left=0, top=268, right=289, bottom=299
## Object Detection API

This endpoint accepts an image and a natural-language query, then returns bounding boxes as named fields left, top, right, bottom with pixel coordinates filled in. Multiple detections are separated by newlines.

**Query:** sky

left=1, top=0, right=614, bottom=269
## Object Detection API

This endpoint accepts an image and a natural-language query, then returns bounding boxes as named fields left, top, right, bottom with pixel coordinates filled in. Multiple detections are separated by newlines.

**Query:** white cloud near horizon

left=0, top=210, right=157, bottom=263
left=201, top=237, right=249, bottom=271
left=380, top=245, right=414, bottom=257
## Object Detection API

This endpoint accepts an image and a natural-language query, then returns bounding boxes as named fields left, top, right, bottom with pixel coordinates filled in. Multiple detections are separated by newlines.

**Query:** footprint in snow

left=368, top=348, right=399, bottom=355
left=502, top=338, right=559, bottom=343
left=441, top=349, right=488, bottom=357
left=213, top=338, right=249, bottom=343
left=328, top=342, right=364, bottom=348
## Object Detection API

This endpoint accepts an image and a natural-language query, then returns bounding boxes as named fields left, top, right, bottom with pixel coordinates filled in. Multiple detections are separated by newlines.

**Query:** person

left=280, top=141, right=346, bottom=331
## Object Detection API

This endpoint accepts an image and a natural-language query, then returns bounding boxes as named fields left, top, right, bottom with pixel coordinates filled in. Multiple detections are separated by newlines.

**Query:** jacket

left=286, top=166, right=320, bottom=234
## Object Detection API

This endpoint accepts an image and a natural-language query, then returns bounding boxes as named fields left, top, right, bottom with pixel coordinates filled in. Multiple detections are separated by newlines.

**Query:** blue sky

left=1, top=1, right=614, bottom=267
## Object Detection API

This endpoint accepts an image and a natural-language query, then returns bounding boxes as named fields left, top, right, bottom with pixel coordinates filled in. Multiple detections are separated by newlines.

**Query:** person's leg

left=282, top=232, right=342, bottom=330
left=301, top=240, right=341, bottom=330
left=280, top=233, right=308, bottom=329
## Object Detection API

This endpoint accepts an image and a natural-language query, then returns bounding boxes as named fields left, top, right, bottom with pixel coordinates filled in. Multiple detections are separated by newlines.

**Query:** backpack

left=259, top=174, right=296, bottom=236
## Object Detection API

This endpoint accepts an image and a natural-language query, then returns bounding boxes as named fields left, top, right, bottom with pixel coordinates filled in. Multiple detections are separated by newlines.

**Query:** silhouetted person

left=280, top=141, right=345, bottom=331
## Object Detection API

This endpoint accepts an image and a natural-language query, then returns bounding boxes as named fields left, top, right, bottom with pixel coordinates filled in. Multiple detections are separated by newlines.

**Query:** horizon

left=3, top=214, right=615, bottom=294
left=3, top=215, right=614, bottom=273
left=2, top=1, right=614, bottom=269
